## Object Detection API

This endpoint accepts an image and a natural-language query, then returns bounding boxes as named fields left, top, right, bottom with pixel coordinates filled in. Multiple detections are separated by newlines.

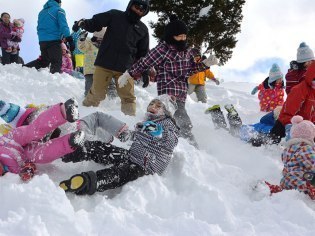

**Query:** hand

left=251, top=86, right=258, bottom=95
left=72, top=19, right=85, bottom=32
left=79, top=31, right=88, bottom=41
left=268, top=120, right=285, bottom=144
left=142, top=70, right=149, bottom=88
left=19, top=163, right=36, bottom=181
left=118, top=70, right=133, bottom=88
left=203, top=55, right=219, bottom=67
left=140, top=121, right=164, bottom=138
left=213, top=78, right=220, bottom=85
left=65, top=36, right=75, bottom=52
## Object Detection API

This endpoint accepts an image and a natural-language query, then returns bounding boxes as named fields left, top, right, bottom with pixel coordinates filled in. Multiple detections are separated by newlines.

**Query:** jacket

left=188, top=69, right=215, bottom=85
left=0, top=22, right=12, bottom=49
left=37, top=0, right=71, bottom=42
left=285, top=69, right=306, bottom=94
left=77, top=37, right=98, bottom=75
left=82, top=9, right=149, bottom=73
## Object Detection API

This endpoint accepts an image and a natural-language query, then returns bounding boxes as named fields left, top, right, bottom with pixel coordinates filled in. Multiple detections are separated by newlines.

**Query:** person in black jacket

left=73, top=0, right=150, bottom=116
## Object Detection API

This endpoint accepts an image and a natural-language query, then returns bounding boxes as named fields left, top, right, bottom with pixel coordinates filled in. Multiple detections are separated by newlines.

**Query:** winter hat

left=164, top=15, right=188, bottom=43
left=150, top=94, right=178, bottom=117
left=93, top=27, right=106, bottom=39
left=0, top=100, right=26, bottom=127
left=13, top=18, right=24, bottom=27
left=268, top=63, right=283, bottom=84
left=61, top=42, right=67, bottom=50
left=290, top=115, right=315, bottom=142
left=296, top=42, right=314, bottom=63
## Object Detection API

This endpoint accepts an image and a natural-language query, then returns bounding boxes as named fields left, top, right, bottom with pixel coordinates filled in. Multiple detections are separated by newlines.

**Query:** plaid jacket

left=129, top=42, right=208, bottom=102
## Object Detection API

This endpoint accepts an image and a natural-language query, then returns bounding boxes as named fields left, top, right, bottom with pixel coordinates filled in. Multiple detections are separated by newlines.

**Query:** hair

left=1, top=12, right=10, bottom=18
left=297, top=62, right=307, bottom=70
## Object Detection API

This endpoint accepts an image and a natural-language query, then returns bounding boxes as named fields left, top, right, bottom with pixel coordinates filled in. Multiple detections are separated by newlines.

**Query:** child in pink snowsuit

left=0, top=98, right=85, bottom=181
left=61, top=42, right=73, bottom=74
left=6, top=18, right=24, bottom=54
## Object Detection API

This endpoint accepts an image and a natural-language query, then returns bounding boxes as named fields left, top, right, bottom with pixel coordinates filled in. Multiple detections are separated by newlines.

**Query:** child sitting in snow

left=264, top=115, right=315, bottom=200
left=0, top=98, right=85, bottom=181
left=6, top=18, right=24, bottom=54
left=251, top=63, right=285, bottom=112
left=61, top=42, right=85, bottom=79
left=59, top=95, right=179, bottom=195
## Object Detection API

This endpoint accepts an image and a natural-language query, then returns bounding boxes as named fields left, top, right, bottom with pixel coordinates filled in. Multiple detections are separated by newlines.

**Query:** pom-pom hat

left=290, top=115, right=315, bottom=142
left=296, top=42, right=314, bottom=63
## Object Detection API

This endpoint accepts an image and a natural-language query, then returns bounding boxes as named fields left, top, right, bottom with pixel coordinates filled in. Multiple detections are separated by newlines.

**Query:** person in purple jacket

left=118, top=15, right=218, bottom=148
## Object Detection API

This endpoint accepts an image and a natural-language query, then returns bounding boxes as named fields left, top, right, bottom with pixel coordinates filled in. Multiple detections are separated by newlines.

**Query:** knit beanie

left=150, top=94, right=178, bottom=117
left=296, top=42, right=314, bottom=63
left=268, top=63, right=283, bottom=84
left=290, top=115, right=315, bottom=142
left=0, top=100, right=26, bottom=127
left=164, top=15, right=188, bottom=44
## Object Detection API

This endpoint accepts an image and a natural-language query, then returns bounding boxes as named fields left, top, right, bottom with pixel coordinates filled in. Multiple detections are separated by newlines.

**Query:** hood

left=43, top=0, right=59, bottom=9
left=126, top=0, right=150, bottom=16
left=303, top=61, right=315, bottom=86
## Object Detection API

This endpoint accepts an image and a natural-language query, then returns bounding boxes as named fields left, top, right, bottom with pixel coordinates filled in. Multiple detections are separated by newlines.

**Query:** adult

left=73, top=0, right=150, bottom=116
left=37, top=0, right=74, bottom=74
left=0, top=12, right=20, bottom=65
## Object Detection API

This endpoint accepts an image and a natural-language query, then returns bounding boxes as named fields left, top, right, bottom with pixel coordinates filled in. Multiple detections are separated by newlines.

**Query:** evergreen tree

left=149, top=0, right=245, bottom=65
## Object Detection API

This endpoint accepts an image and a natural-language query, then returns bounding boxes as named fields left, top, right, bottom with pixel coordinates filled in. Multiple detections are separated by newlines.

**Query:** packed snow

left=0, top=64, right=315, bottom=236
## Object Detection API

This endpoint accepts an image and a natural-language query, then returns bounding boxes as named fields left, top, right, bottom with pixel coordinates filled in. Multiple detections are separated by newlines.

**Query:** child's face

left=276, top=78, right=283, bottom=83
left=147, top=100, right=165, bottom=115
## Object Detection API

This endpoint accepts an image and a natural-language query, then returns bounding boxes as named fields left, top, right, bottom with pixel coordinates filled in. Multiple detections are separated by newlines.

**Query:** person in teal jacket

left=37, top=0, right=74, bottom=74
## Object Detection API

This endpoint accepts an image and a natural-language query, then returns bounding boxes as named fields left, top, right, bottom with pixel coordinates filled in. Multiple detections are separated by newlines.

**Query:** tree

left=149, top=0, right=246, bottom=65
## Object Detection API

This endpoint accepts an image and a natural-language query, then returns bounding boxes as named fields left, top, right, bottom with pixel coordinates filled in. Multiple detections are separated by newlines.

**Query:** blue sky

left=1, top=0, right=314, bottom=83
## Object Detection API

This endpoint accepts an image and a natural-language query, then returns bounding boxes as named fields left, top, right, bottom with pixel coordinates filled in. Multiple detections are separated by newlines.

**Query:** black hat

left=127, top=0, right=150, bottom=16
left=164, top=15, right=188, bottom=42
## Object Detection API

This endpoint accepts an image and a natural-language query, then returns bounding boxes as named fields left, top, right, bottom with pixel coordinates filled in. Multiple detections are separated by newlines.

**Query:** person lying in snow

left=263, top=116, right=315, bottom=200
left=59, top=94, right=179, bottom=195
left=0, top=98, right=85, bottom=181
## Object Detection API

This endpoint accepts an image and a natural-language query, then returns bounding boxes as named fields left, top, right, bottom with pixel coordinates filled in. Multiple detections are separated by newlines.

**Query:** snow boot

left=205, top=105, right=227, bottom=129
left=69, top=130, right=85, bottom=149
left=224, top=104, right=242, bottom=137
left=303, top=172, right=315, bottom=187
left=59, top=171, right=97, bottom=195
left=64, top=98, right=79, bottom=122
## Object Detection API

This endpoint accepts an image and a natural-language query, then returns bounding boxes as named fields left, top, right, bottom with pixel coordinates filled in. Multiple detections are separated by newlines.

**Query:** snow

left=1, top=64, right=315, bottom=236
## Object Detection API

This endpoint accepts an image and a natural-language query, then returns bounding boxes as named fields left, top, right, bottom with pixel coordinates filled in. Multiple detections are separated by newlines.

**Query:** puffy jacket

left=0, top=22, right=12, bottom=49
left=285, top=69, right=306, bottom=94
left=37, top=0, right=71, bottom=42
left=188, top=69, right=215, bottom=85
left=278, top=61, right=315, bottom=125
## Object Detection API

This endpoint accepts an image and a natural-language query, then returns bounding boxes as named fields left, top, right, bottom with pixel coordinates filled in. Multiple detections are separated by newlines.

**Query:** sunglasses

left=134, top=4, right=147, bottom=12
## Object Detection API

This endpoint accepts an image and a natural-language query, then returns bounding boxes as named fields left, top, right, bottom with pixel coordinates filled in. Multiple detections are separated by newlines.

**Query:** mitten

left=91, top=36, right=97, bottom=42
left=79, top=31, right=88, bottom=41
left=141, top=121, right=164, bottom=138
left=118, top=130, right=134, bottom=142
left=213, top=78, right=220, bottom=85
left=65, top=36, right=75, bottom=52
left=19, top=163, right=36, bottom=181
left=72, top=19, right=85, bottom=32
left=251, top=86, right=258, bottom=95
left=142, top=70, right=150, bottom=88
left=269, top=120, right=285, bottom=144
left=202, top=55, right=219, bottom=67
left=118, top=70, right=133, bottom=88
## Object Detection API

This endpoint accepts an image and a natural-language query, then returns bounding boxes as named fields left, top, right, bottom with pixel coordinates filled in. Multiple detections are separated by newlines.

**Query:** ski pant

left=84, top=74, right=93, bottom=96
left=0, top=104, right=74, bottom=173
left=188, top=84, right=207, bottom=103
left=83, top=66, right=136, bottom=116
left=1, top=48, right=19, bottom=65
left=39, top=40, right=62, bottom=74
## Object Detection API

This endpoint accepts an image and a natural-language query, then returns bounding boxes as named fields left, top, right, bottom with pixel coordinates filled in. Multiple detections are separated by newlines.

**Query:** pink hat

left=290, top=115, right=315, bottom=142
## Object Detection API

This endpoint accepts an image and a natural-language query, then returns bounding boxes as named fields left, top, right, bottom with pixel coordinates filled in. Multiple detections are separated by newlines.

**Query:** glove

left=268, top=120, right=285, bottom=144
left=118, top=130, right=134, bottom=142
left=72, top=19, right=85, bottom=32
left=62, top=146, right=87, bottom=163
left=19, top=163, right=36, bottom=181
left=251, top=86, right=258, bottom=95
left=213, top=78, right=220, bottom=85
left=91, top=36, right=97, bottom=42
left=142, top=70, right=150, bottom=88
left=65, top=36, right=75, bottom=52
left=140, top=121, right=164, bottom=138
left=79, top=31, right=88, bottom=41
left=118, top=70, right=133, bottom=88
left=202, top=55, right=219, bottom=67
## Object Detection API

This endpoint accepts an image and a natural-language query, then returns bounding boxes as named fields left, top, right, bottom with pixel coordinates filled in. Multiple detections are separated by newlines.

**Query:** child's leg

left=187, top=84, right=196, bottom=95
left=195, top=85, right=207, bottom=103
left=6, top=104, right=66, bottom=146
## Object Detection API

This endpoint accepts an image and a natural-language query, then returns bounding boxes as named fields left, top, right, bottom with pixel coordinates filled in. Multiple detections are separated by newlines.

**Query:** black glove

left=62, top=146, right=87, bottom=163
left=91, top=36, right=97, bottom=42
left=72, top=19, right=85, bottom=32
left=269, top=120, right=286, bottom=144
left=79, top=31, right=88, bottom=41
left=65, top=36, right=75, bottom=52
left=142, top=70, right=149, bottom=88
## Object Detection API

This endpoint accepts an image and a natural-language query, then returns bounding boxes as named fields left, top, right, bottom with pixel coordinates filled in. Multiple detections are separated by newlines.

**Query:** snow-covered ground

left=0, top=64, right=314, bottom=236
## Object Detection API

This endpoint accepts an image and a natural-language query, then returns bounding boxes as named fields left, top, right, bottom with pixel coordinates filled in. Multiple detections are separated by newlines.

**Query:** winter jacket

left=129, top=117, right=179, bottom=175
left=77, top=37, right=98, bottom=75
left=0, top=22, right=13, bottom=49
left=285, top=69, right=306, bottom=94
left=82, top=9, right=149, bottom=73
left=280, top=138, right=315, bottom=194
left=256, top=77, right=284, bottom=112
left=128, top=42, right=208, bottom=102
left=37, top=0, right=71, bottom=42
left=278, top=61, right=315, bottom=126
left=188, top=69, right=215, bottom=85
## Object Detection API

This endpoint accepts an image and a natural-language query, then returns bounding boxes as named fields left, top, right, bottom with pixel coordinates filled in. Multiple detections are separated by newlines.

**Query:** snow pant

left=39, top=40, right=62, bottom=74
left=1, top=48, right=19, bottom=65
left=188, top=84, right=207, bottom=103
left=80, top=111, right=127, bottom=143
left=0, top=104, right=74, bottom=173
left=84, top=74, right=93, bottom=96
left=82, top=66, right=136, bottom=116
left=173, top=100, right=198, bottom=148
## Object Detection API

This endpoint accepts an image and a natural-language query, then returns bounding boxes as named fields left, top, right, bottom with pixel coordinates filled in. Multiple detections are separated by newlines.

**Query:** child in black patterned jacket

left=59, top=94, right=179, bottom=195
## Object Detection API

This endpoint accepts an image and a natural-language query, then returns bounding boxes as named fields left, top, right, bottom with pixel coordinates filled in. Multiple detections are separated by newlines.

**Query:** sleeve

left=0, top=24, right=12, bottom=40
left=57, top=8, right=71, bottom=38
left=135, top=29, right=149, bottom=60
left=83, top=11, right=113, bottom=33
left=205, top=69, right=215, bottom=80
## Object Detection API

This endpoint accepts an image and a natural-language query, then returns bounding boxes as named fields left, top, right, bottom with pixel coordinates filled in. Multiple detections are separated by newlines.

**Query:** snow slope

left=0, top=64, right=314, bottom=236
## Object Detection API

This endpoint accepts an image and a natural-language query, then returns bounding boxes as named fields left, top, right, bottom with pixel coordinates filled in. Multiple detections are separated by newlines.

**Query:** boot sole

left=59, top=175, right=86, bottom=192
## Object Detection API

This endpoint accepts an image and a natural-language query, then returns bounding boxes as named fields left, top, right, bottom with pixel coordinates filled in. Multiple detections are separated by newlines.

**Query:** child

left=61, top=42, right=85, bottom=79
left=59, top=95, right=179, bottom=195
left=285, top=42, right=314, bottom=94
left=6, top=18, right=24, bottom=54
left=251, top=63, right=284, bottom=112
left=264, top=115, right=315, bottom=200
left=0, top=98, right=85, bottom=181
left=188, top=53, right=220, bottom=103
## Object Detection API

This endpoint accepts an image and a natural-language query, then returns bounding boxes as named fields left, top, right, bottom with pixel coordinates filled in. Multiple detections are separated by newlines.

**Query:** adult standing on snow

left=73, top=0, right=150, bottom=116
left=37, top=0, right=74, bottom=74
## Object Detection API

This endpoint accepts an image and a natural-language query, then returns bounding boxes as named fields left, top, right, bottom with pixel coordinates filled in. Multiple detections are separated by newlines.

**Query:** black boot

left=224, top=104, right=242, bottom=137
left=59, top=171, right=97, bottom=195
left=64, top=98, right=79, bottom=122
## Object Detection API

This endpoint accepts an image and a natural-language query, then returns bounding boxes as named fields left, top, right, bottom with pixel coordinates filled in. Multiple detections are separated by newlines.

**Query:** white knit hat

left=151, top=94, right=178, bottom=117
left=296, top=42, right=314, bottom=63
